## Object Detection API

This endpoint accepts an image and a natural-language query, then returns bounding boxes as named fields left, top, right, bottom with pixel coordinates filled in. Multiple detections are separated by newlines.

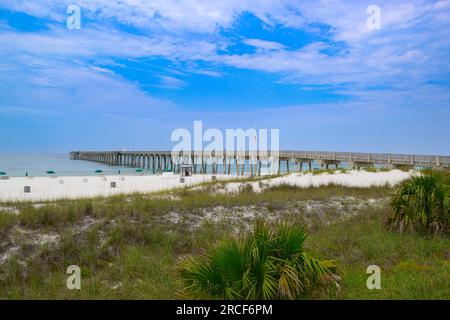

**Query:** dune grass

left=0, top=184, right=392, bottom=233
left=0, top=182, right=448, bottom=300
left=312, top=169, right=337, bottom=175
left=308, top=208, right=450, bottom=299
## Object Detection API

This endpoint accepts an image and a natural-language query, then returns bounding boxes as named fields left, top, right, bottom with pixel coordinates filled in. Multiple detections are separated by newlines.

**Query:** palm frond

left=176, top=219, right=340, bottom=300
left=388, top=170, right=449, bottom=235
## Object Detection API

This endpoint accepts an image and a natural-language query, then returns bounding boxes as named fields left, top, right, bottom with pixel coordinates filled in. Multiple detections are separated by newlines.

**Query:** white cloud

left=0, top=54, right=173, bottom=117
left=0, top=0, right=292, bottom=33
left=0, top=0, right=449, bottom=111
left=242, top=38, right=285, bottom=50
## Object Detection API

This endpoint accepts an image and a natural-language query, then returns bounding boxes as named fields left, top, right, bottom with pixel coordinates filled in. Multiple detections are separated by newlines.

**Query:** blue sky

left=0, top=0, right=449, bottom=154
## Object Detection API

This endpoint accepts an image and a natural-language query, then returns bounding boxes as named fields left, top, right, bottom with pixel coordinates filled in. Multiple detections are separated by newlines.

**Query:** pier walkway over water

left=70, top=151, right=450, bottom=175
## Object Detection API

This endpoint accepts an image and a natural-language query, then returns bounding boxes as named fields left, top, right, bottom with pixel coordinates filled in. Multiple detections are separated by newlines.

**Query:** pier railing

left=70, top=150, right=450, bottom=173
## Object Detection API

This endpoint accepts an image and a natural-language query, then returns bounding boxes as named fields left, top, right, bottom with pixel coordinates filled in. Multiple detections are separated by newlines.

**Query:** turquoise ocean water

left=0, top=154, right=142, bottom=177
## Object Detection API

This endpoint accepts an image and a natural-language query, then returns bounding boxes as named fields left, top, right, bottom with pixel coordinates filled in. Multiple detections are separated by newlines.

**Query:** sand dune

left=224, top=170, right=413, bottom=193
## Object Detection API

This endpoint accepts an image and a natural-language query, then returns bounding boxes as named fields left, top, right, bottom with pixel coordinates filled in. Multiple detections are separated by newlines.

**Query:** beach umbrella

left=95, top=169, right=103, bottom=174
left=46, top=170, right=56, bottom=175
left=0, top=171, right=7, bottom=176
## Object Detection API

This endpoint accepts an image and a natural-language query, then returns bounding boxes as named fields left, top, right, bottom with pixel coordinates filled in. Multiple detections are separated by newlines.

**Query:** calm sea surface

left=0, top=153, right=145, bottom=177
left=0, top=153, right=328, bottom=177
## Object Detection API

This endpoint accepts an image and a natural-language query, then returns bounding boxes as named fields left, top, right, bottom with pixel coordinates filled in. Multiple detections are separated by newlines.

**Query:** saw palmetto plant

left=388, top=170, right=449, bottom=235
left=176, top=220, right=340, bottom=300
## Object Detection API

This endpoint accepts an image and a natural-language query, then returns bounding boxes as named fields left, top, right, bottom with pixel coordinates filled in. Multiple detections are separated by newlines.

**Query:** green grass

left=312, top=169, right=336, bottom=175
left=0, top=184, right=393, bottom=235
left=394, top=165, right=414, bottom=172
left=308, top=209, right=450, bottom=299
left=0, top=182, right=448, bottom=300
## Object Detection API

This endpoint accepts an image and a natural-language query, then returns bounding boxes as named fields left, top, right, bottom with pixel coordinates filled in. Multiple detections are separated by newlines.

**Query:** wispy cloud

left=158, top=75, right=186, bottom=89
left=0, top=0, right=449, bottom=152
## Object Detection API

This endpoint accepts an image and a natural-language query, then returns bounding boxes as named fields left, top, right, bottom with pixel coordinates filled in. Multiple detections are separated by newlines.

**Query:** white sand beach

left=0, top=170, right=414, bottom=203
left=0, top=173, right=234, bottom=202
left=225, top=170, right=414, bottom=193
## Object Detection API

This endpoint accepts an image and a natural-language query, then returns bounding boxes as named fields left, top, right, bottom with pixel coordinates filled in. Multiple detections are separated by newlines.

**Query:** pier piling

left=70, top=150, right=450, bottom=175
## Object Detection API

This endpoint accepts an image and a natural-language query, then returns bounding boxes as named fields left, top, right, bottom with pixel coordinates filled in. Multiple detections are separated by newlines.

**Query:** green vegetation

left=388, top=170, right=449, bottom=235
left=0, top=183, right=392, bottom=229
left=312, top=168, right=336, bottom=175
left=308, top=208, right=449, bottom=299
left=311, top=167, right=350, bottom=174
left=0, top=179, right=448, bottom=300
left=176, top=220, right=339, bottom=299
left=394, top=164, right=414, bottom=172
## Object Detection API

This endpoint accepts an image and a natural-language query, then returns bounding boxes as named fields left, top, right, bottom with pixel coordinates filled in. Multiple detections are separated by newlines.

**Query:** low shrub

left=388, top=171, right=449, bottom=235
left=176, top=219, right=340, bottom=299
